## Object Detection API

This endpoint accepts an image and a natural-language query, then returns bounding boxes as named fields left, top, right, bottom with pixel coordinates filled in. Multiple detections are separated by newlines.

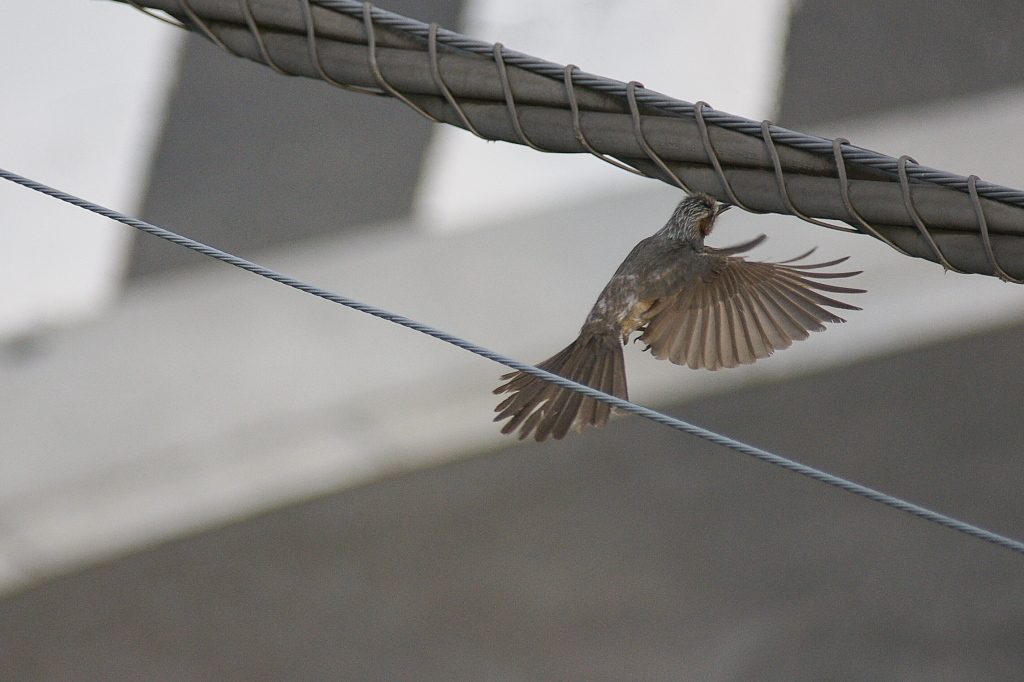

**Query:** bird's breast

left=619, top=298, right=657, bottom=338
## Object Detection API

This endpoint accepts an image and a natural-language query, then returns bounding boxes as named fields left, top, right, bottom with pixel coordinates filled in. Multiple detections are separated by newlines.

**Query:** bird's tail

left=493, top=332, right=627, bottom=442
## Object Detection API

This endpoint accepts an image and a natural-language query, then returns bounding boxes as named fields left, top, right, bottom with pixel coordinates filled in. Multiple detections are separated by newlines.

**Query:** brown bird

left=494, top=192, right=864, bottom=441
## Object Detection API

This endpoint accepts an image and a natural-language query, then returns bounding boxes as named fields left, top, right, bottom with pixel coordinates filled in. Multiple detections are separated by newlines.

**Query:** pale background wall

left=2, top=1, right=1024, bottom=679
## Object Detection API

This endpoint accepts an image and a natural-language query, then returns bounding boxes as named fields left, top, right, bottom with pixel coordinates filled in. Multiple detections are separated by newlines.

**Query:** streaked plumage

left=495, top=193, right=864, bottom=441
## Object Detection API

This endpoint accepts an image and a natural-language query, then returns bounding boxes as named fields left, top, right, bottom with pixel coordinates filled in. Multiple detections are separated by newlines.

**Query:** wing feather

left=736, top=265, right=799, bottom=345
left=737, top=283, right=781, bottom=358
left=774, top=272, right=862, bottom=310
left=639, top=245, right=862, bottom=370
left=710, top=269, right=738, bottom=368
left=688, top=284, right=714, bottom=369
left=733, top=275, right=772, bottom=362
left=768, top=279, right=845, bottom=325
left=703, top=295, right=722, bottom=370
left=761, top=280, right=829, bottom=330
left=730, top=293, right=755, bottom=366
left=667, top=291, right=699, bottom=364
left=757, top=282, right=811, bottom=340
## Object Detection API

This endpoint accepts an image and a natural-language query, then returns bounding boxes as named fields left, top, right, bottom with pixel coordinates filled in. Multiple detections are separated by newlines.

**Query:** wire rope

left=308, top=0, right=1024, bottom=210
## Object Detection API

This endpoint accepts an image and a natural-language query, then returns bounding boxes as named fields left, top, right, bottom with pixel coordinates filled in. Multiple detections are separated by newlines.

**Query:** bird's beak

left=717, top=203, right=733, bottom=215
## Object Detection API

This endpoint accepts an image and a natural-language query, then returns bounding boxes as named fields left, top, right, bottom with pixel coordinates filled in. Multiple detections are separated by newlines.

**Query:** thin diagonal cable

left=3, top=164, right=1023, bottom=557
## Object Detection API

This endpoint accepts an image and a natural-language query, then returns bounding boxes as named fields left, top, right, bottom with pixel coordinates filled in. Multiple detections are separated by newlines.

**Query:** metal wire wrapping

left=361, top=2, right=437, bottom=120
left=563, top=65, right=643, bottom=176
left=298, top=0, right=378, bottom=94
left=627, top=80, right=693, bottom=193
left=126, top=0, right=186, bottom=27
left=429, top=22, right=484, bottom=138
left=175, top=0, right=239, bottom=54
left=898, top=155, right=965, bottom=273
left=970, top=174, right=1023, bottom=283
left=239, top=0, right=290, bottom=75
left=492, top=42, right=549, bottom=152
left=694, top=101, right=756, bottom=211
left=832, top=137, right=912, bottom=256
left=118, top=0, right=1024, bottom=281
left=761, top=119, right=856, bottom=233
left=4, top=163, right=1024, bottom=557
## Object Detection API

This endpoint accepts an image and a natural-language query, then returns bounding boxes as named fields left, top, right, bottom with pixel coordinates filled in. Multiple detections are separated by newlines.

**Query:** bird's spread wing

left=638, top=239, right=864, bottom=370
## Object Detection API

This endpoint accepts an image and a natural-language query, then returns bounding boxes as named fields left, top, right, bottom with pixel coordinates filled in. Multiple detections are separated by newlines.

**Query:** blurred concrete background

left=2, top=0, right=1024, bottom=679
left=130, top=0, right=462, bottom=277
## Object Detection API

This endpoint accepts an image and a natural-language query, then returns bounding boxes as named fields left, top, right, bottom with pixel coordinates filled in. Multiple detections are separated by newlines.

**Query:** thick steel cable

left=309, top=0, right=1023, bottom=209
left=4, top=164, right=1023, bottom=557
left=113, top=0, right=1024, bottom=280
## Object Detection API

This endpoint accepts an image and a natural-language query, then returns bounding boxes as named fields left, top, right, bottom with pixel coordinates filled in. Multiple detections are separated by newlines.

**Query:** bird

left=494, top=192, right=864, bottom=442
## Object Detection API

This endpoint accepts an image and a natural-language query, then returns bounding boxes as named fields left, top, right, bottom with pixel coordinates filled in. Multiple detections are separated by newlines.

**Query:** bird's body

left=495, top=193, right=864, bottom=441
left=584, top=234, right=708, bottom=341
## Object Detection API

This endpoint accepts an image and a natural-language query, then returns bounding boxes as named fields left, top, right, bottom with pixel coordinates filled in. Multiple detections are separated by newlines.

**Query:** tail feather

left=581, top=349, right=609, bottom=427
left=494, top=346, right=572, bottom=426
left=534, top=342, right=596, bottom=441
left=494, top=333, right=627, bottom=441
left=595, top=349, right=617, bottom=426
left=545, top=344, right=608, bottom=440
left=534, top=335, right=600, bottom=441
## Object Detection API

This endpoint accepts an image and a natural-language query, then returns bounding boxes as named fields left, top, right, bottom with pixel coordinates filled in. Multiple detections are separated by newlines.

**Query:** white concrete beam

left=0, top=0, right=181, bottom=339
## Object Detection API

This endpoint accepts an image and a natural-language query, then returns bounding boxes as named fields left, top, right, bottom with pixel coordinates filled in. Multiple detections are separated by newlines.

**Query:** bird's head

left=662, top=192, right=731, bottom=243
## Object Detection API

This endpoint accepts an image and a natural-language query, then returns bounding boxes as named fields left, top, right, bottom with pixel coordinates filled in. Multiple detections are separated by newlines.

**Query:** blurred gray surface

left=778, top=0, right=1024, bottom=126
left=2, top=323, right=1023, bottom=681
left=129, top=0, right=463, bottom=278
left=4, top=2, right=1023, bottom=680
